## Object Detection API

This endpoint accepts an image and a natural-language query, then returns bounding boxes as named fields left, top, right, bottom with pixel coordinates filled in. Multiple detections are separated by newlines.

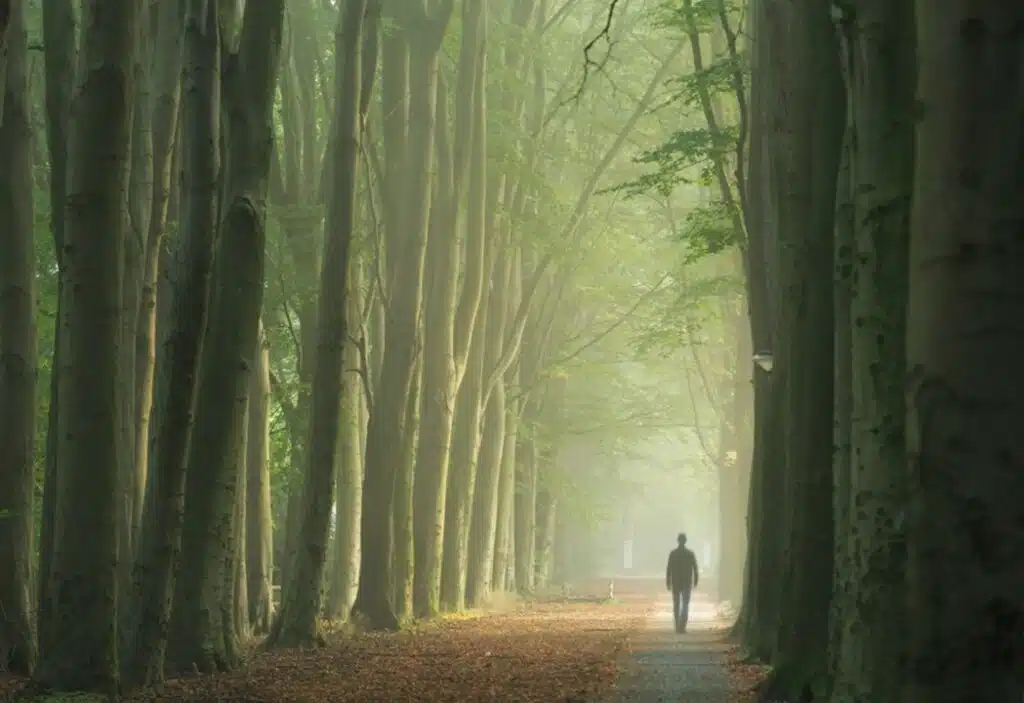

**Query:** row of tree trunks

left=352, top=1, right=453, bottom=632
left=411, top=0, right=487, bottom=619
left=123, top=0, right=222, bottom=686
left=7, top=0, right=681, bottom=693
left=0, top=0, right=37, bottom=675
left=164, top=0, right=283, bottom=673
left=268, top=0, right=377, bottom=649
left=35, top=0, right=75, bottom=663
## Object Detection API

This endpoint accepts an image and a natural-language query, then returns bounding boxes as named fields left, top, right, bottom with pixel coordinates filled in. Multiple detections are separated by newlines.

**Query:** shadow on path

left=606, top=591, right=733, bottom=702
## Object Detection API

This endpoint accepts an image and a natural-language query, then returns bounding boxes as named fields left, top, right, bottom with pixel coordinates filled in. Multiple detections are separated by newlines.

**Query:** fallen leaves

left=723, top=645, right=772, bottom=701
left=2, top=587, right=766, bottom=702
left=119, top=599, right=649, bottom=702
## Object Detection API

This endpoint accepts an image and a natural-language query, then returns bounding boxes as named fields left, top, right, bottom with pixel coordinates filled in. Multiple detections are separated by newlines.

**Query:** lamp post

left=752, top=351, right=774, bottom=373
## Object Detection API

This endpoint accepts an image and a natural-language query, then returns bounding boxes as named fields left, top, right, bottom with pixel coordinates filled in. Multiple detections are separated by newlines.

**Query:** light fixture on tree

left=752, top=351, right=774, bottom=373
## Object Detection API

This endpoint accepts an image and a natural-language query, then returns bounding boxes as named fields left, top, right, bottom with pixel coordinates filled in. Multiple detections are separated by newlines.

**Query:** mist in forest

left=5, top=0, right=1014, bottom=701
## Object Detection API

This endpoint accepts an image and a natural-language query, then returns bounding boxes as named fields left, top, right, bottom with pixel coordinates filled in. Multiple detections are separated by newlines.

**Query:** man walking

left=666, top=533, right=699, bottom=633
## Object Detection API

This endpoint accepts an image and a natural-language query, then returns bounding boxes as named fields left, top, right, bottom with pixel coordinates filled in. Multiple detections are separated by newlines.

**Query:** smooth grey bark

left=326, top=275, right=365, bottom=620
left=466, top=249, right=513, bottom=606
left=760, top=1, right=843, bottom=699
left=246, top=322, right=274, bottom=632
left=392, top=349, right=422, bottom=619
left=120, top=0, right=153, bottom=587
left=269, top=0, right=376, bottom=648
left=514, top=410, right=539, bottom=594
left=440, top=265, right=489, bottom=612
left=34, top=0, right=140, bottom=693
left=352, top=0, right=453, bottom=631
left=534, top=488, right=557, bottom=589
left=411, top=0, right=487, bottom=620
left=134, top=0, right=186, bottom=552
left=271, top=1, right=328, bottom=546
left=36, top=0, right=76, bottom=654
left=491, top=249, right=522, bottom=592
left=828, top=132, right=853, bottom=691
left=717, top=296, right=752, bottom=607
left=230, top=401, right=250, bottom=641
left=122, top=0, right=221, bottom=687
left=904, top=4, right=1024, bottom=700
left=166, top=0, right=284, bottom=674
left=0, top=0, right=37, bottom=674
left=831, top=3, right=914, bottom=700
left=733, top=0, right=783, bottom=660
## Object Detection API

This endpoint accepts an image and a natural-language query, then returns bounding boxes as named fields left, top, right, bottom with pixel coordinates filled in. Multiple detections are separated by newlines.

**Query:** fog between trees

left=0, top=1, right=1020, bottom=701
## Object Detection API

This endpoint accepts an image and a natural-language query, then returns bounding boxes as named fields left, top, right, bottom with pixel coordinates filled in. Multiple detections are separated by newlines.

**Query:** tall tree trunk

left=831, top=2, right=914, bottom=699
left=272, top=0, right=329, bottom=545
left=466, top=250, right=512, bottom=606
left=0, top=0, right=37, bottom=674
left=134, top=0, right=186, bottom=551
left=411, top=0, right=486, bottom=620
left=326, top=271, right=365, bottom=620
left=269, top=0, right=377, bottom=647
left=514, top=412, right=539, bottom=594
left=759, top=2, right=843, bottom=699
left=230, top=403, right=250, bottom=644
left=718, top=296, right=751, bottom=606
left=440, top=275, right=488, bottom=612
left=828, top=132, right=853, bottom=687
left=166, top=0, right=284, bottom=675
left=34, top=0, right=139, bottom=693
left=534, top=488, right=557, bottom=589
left=36, top=0, right=76, bottom=654
left=466, top=382, right=506, bottom=606
left=733, top=0, right=785, bottom=659
left=246, top=322, right=274, bottom=632
left=122, top=0, right=221, bottom=686
left=392, top=351, right=421, bottom=619
left=491, top=383, right=519, bottom=592
left=904, top=4, right=1024, bottom=700
left=0, top=1, right=8, bottom=117
left=120, top=0, right=153, bottom=586
left=491, top=252, right=523, bottom=592
left=352, top=1, right=452, bottom=631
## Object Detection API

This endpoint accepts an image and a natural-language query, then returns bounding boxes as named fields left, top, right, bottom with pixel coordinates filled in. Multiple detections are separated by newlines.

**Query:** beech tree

left=7, top=0, right=1020, bottom=699
left=35, top=0, right=140, bottom=693
left=0, top=0, right=36, bottom=675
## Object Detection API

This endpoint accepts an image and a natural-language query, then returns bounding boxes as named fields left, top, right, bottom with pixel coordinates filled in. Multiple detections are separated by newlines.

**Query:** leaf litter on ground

left=128, top=600, right=649, bottom=702
left=722, top=644, right=772, bottom=701
left=2, top=592, right=762, bottom=702
left=0, top=599, right=649, bottom=702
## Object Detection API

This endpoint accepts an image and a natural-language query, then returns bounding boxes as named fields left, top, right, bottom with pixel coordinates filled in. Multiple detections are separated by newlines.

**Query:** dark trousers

left=672, top=588, right=692, bottom=632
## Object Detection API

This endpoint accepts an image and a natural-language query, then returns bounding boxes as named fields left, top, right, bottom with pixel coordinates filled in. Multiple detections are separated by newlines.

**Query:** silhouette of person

left=666, top=532, right=699, bottom=633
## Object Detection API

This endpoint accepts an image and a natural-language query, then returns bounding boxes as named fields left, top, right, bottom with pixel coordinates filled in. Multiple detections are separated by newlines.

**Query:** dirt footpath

left=606, top=591, right=752, bottom=703
left=1, top=587, right=763, bottom=702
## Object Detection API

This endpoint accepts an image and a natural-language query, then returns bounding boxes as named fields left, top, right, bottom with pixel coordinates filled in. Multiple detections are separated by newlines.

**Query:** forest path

left=605, top=591, right=748, bottom=702
left=114, top=596, right=651, bottom=702
left=0, top=587, right=761, bottom=702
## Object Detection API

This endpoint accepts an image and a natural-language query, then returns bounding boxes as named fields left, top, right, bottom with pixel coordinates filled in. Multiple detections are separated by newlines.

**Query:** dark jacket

left=666, top=546, right=699, bottom=591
